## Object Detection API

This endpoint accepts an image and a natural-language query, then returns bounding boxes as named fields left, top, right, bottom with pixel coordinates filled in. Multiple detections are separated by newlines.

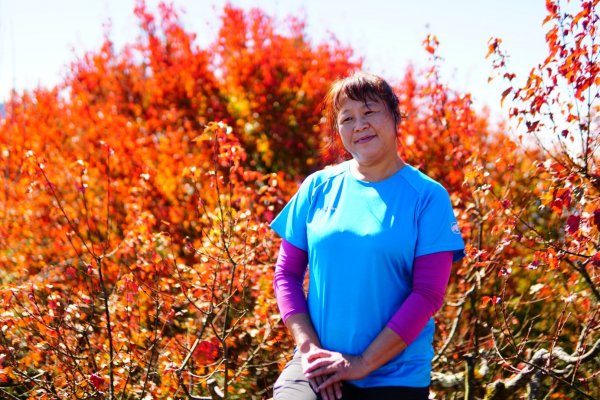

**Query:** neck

left=350, top=156, right=405, bottom=182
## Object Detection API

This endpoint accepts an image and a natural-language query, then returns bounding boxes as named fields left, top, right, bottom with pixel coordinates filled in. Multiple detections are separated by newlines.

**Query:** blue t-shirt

left=270, top=161, right=465, bottom=388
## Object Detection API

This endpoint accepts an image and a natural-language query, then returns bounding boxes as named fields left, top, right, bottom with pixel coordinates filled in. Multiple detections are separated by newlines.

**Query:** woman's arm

left=273, top=240, right=322, bottom=357
left=274, top=240, right=343, bottom=399
left=386, top=251, right=454, bottom=344
left=274, top=240, right=309, bottom=321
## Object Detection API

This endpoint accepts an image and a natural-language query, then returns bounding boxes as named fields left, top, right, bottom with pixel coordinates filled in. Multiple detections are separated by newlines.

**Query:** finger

left=316, top=373, right=334, bottom=390
left=308, top=378, right=319, bottom=394
left=306, top=349, right=332, bottom=362
left=305, top=359, right=335, bottom=375
left=324, top=378, right=336, bottom=400
left=320, top=386, right=332, bottom=400
left=318, top=373, right=341, bottom=392
left=315, top=376, right=329, bottom=400
left=319, top=388, right=328, bottom=400
left=334, top=381, right=343, bottom=399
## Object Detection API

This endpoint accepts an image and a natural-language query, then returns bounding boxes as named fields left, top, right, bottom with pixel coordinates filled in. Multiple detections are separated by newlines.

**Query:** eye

left=340, top=116, right=352, bottom=124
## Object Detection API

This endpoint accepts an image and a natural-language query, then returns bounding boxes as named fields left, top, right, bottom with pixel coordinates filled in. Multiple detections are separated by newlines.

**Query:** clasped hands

left=301, top=347, right=371, bottom=400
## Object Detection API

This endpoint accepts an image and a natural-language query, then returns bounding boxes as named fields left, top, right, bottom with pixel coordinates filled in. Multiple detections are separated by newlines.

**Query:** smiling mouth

left=355, top=135, right=376, bottom=144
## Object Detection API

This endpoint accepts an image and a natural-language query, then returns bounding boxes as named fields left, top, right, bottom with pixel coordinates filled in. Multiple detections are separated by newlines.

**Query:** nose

left=353, top=116, right=369, bottom=132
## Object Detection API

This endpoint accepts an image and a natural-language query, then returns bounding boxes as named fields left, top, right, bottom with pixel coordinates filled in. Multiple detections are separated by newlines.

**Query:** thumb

left=305, top=349, right=330, bottom=362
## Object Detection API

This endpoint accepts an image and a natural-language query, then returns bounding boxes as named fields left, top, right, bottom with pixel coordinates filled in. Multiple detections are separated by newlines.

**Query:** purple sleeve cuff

left=387, top=251, right=453, bottom=345
left=273, top=239, right=309, bottom=322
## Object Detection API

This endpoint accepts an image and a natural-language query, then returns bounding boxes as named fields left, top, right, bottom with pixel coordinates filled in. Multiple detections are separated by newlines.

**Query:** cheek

left=337, top=129, right=353, bottom=146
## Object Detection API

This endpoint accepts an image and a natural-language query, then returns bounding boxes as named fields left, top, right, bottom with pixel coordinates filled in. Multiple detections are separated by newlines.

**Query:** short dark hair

left=323, top=72, right=402, bottom=135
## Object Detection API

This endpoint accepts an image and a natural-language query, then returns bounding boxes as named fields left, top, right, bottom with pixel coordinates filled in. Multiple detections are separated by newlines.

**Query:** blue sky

left=0, top=0, right=548, bottom=119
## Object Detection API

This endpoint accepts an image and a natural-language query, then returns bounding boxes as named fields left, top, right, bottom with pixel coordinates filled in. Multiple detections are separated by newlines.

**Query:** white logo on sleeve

left=451, top=222, right=461, bottom=234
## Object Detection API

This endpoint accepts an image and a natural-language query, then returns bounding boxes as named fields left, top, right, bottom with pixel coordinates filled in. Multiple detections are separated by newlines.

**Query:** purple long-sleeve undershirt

left=273, top=240, right=310, bottom=322
left=273, top=239, right=453, bottom=346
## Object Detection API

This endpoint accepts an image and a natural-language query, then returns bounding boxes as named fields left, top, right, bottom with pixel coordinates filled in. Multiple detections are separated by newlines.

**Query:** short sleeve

left=270, top=175, right=314, bottom=251
left=415, top=184, right=465, bottom=262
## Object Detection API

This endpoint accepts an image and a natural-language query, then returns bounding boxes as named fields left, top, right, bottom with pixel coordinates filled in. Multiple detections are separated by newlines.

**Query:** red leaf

left=546, top=0, right=557, bottom=13
left=592, top=209, right=600, bottom=230
left=264, top=210, right=274, bottom=222
left=481, top=295, right=502, bottom=307
left=500, top=87, right=512, bottom=107
left=423, top=34, right=439, bottom=54
left=66, top=266, right=77, bottom=279
left=486, top=38, right=501, bottom=58
left=193, top=338, right=220, bottom=363
left=566, top=214, right=581, bottom=235
left=90, top=373, right=105, bottom=391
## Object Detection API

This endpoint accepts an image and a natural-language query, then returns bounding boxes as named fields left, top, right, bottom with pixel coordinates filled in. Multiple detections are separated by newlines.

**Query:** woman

left=270, top=72, right=465, bottom=400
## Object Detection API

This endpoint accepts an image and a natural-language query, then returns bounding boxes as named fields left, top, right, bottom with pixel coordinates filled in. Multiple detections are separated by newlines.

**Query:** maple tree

left=416, top=1, right=599, bottom=399
left=213, top=5, right=358, bottom=176
left=477, top=1, right=599, bottom=398
left=0, top=2, right=355, bottom=399
left=0, top=0, right=598, bottom=399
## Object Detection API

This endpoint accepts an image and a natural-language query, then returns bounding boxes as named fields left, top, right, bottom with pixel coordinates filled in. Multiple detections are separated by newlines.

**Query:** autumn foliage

left=0, top=1, right=598, bottom=399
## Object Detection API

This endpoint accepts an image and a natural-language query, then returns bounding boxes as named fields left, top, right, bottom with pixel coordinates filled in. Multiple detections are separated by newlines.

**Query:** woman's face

left=336, top=95, right=398, bottom=166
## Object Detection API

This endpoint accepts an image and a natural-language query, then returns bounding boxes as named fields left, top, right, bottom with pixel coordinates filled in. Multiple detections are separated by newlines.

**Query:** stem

left=577, top=261, right=600, bottom=301
left=106, top=145, right=111, bottom=251
left=220, top=235, right=238, bottom=400
left=464, top=354, right=475, bottom=400
left=140, top=288, right=161, bottom=399
left=178, top=312, right=215, bottom=399
left=466, top=212, right=485, bottom=400
left=97, top=257, right=115, bottom=399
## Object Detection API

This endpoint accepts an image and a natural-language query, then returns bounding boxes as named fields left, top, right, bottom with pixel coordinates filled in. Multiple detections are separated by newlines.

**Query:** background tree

left=477, top=0, right=599, bottom=398
left=0, top=2, right=356, bottom=399
left=418, top=1, right=599, bottom=398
